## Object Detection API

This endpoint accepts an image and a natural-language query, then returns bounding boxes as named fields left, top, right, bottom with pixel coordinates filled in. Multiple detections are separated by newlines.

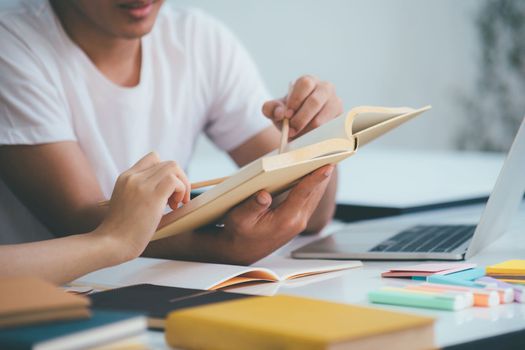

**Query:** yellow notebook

left=486, top=260, right=525, bottom=284
left=487, top=260, right=525, bottom=275
left=165, top=295, right=435, bottom=350
left=153, top=105, right=431, bottom=241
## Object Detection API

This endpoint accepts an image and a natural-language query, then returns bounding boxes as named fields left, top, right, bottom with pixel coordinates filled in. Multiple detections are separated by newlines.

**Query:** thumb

left=262, top=99, right=286, bottom=122
left=229, top=191, right=272, bottom=225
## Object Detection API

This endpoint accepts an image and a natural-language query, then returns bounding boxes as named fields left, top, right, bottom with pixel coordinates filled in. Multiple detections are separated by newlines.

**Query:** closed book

left=486, top=260, right=525, bottom=277
left=0, top=277, right=90, bottom=328
left=89, top=284, right=252, bottom=329
left=165, top=294, right=435, bottom=350
left=0, top=310, right=146, bottom=350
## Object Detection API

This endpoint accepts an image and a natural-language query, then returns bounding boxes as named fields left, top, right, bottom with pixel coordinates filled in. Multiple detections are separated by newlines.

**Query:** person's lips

left=117, top=0, right=155, bottom=20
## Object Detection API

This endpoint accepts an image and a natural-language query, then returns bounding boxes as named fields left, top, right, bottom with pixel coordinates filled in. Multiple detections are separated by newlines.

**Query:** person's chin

left=118, top=23, right=156, bottom=39
left=114, top=0, right=162, bottom=38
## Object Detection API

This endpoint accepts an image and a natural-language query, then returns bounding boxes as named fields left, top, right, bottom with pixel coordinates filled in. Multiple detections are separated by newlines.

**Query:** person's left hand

left=262, top=75, right=343, bottom=139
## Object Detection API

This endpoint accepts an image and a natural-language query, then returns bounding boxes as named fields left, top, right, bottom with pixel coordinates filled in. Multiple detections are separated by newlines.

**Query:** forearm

left=304, top=167, right=337, bottom=233
left=0, top=142, right=109, bottom=237
left=0, top=229, right=119, bottom=285
left=51, top=205, right=108, bottom=237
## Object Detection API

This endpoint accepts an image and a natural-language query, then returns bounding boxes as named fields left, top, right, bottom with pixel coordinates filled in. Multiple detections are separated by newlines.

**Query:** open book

left=154, top=105, right=431, bottom=241
left=73, top=257, right=362, bottom=291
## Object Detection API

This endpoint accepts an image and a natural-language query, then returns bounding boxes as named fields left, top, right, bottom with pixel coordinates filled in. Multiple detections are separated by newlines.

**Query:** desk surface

left=137, top=202, right=525, bottom=349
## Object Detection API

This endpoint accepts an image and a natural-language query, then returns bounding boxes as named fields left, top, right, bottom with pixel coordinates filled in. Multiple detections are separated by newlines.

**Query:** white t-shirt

left=0, top=0, right=271, bottom=243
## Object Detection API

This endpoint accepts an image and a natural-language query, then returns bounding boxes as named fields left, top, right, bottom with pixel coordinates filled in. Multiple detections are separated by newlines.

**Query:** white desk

left=140, top=201, right=525, bottom=349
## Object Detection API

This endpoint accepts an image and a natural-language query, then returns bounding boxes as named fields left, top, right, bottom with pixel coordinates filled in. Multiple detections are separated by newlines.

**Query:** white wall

left=169, top=0, right=481, bottom=160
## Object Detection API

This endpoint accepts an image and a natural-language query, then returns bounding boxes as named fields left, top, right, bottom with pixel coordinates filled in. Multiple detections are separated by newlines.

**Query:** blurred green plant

left=459, top=0, right=525, bottom=151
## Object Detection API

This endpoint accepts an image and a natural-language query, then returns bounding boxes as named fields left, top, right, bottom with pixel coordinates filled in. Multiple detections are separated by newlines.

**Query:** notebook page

left=255, top=257, right=362, bottom=281
left=74, top=258, right=278, bottom=291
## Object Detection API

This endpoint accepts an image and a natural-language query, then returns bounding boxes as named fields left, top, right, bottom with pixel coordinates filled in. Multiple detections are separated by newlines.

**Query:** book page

left=74, top=258, right=279, bottom=291
left=351, top=106, right=414, bottom=133
left=255, top=257, right=362, bottom=281
left=283, top=113, right=352, bottom=153
left=353, top=106, right=431, bottom=147
left=74, top=257, right=362, bottom=291
left=279, top=105, right=427, bottom=153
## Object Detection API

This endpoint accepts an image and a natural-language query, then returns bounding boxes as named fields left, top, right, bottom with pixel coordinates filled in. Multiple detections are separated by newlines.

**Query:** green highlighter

left=368, top=288, right=467, bottom=311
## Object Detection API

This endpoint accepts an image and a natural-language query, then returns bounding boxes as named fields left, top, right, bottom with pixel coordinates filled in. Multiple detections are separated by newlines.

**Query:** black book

left=89, top=284, right=254, bottom=329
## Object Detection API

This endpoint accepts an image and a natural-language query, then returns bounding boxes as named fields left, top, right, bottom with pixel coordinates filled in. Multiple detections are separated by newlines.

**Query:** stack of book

left=0, top=277, right=146, bottom=350
left=0, top=277, right=91, bottom=328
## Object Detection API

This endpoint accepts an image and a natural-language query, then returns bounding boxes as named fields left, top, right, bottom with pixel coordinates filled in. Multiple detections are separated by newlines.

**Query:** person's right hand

left=210, top=164, right=335, bottom=265
left=96, top=152, right=191, bottom=262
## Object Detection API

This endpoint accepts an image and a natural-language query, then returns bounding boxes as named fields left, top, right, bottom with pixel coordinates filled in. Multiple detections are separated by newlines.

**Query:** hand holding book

left=153, top=105, right=431, bottom=242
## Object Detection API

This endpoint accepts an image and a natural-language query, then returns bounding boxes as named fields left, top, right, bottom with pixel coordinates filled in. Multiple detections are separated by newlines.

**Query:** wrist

left=88, top=225, right=130, bottom=267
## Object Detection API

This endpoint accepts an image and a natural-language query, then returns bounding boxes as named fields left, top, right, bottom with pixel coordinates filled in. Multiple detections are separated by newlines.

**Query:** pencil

left=97, top=175, right=229, bottom=207
left=279, top=118, right=289, bottom=154
left=190, top=176, right=229, bottom=190
left=279, top=82, right=294, bottom=154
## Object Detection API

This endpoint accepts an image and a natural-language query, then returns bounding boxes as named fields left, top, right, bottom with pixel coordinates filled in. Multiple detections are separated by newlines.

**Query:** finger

left=183, top=177, right=191, bottom=204
left=167, top=176, right=187, bottom=209
left=153, top=172, right=186, bottom=209
left=128, top=151, right=160, bottom=173
left=294, top=97, right=340, bottom=138
left=145, top=161, right=190, bottom=196
left=286, top=76, right=318, bottom=116
left=146, top=162, right=188, bottom=202
left=141, top=160, right=175, bottom=179
left=262, top=99, right=287, bottom=123
left=227, top=190, right=272, bottom=227
left=288, top=85, right=330, bottom=137
left=274, top=165, right=334, bottom=222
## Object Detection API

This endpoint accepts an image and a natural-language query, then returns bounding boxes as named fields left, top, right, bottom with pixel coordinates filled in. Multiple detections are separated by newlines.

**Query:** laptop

left=293, top=115, right=525, bottom=260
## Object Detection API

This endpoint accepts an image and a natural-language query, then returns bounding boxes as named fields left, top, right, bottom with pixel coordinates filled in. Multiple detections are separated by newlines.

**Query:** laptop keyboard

left=370, top=225, right=476, bottom=253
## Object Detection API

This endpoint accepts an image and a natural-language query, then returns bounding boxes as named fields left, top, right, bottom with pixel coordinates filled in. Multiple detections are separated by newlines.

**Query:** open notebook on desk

left=73, top=257, right=362, bottom=291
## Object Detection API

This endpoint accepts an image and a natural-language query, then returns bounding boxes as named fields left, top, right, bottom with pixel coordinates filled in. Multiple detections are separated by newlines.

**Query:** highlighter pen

left=476, top=276, right=519, bottom=303
left=383, top=286, right=471, bottom=305
left=368, top=288, right=467, bottom=311
left=427, top=274, right=486, bottom=288
left=404, top=284, right=474, bottom=307
left=444, top=267, right=487, bottom=281
left=421, top=283, right=499, bottom=307
left=382, top=287, right=471, bottom=309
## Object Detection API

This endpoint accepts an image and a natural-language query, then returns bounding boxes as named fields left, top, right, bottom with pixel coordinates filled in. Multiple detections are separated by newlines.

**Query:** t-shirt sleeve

left=0, top=25, right=75, bottom=145
left=194, top=11, right=272, bottom=152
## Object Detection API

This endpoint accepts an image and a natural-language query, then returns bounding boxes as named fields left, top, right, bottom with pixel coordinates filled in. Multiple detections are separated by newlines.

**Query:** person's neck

left=50, top=1, right=142, bottom=87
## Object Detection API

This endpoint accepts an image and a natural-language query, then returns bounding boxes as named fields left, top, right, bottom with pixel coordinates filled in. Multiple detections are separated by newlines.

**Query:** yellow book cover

left=486, top=260, right=525, bottom=276
left=165, top=295, right=435, bottom=350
